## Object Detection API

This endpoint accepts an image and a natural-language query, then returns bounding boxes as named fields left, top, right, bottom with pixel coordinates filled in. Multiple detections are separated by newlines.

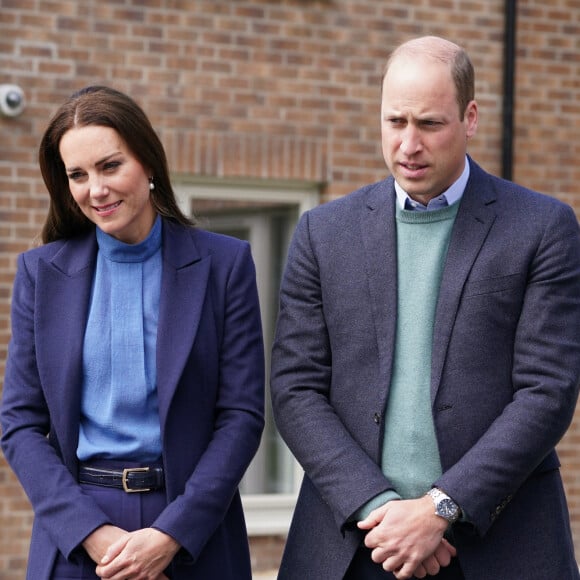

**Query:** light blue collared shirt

left=395, top=156, right=470, bottom=211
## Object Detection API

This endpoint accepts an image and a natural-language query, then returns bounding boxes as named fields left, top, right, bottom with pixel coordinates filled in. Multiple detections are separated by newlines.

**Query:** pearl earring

left=149, top=177, right=155, bottom=191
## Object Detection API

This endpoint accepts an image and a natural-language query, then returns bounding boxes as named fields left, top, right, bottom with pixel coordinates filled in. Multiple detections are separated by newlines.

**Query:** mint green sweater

left=381, top=201, right=460, bottom=499
left=356, top=201, right=460, bottom=518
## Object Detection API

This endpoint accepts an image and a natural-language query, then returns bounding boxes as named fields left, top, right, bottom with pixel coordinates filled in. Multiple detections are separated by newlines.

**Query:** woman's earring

left=149, top=177, right=155, bottom=191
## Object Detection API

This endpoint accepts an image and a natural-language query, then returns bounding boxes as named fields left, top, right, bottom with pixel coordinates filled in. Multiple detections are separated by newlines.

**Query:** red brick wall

left=1, top=1, right=579, bottom=577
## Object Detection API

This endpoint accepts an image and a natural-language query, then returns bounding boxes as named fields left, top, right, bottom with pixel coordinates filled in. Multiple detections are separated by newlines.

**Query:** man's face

left=380, top=55, right=478, bottom=204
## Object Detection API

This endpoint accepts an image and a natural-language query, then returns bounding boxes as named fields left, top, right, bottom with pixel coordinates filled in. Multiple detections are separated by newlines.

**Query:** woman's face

left=59, top=125, right=156, bottom=244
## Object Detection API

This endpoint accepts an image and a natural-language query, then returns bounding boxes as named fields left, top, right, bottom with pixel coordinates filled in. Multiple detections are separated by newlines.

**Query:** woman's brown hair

left=39, top=85, right=194, bottom=243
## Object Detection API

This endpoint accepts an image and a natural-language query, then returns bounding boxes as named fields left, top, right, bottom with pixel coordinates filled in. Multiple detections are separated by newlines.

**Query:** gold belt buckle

left=122, top=467, right=150, bottom=493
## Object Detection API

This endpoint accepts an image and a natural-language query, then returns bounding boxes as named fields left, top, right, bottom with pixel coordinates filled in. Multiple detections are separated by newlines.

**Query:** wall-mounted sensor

left=0, top=84, right=25, bottom=117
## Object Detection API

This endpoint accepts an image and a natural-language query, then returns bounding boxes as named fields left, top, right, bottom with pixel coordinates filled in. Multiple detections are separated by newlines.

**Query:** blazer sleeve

left=271, top=212, right=395, bottom=530
left=435, top=200, right=580, bottom=536
left=150, top=241, right=265, bottom=559
left=0, top=253, right=111, bottom=559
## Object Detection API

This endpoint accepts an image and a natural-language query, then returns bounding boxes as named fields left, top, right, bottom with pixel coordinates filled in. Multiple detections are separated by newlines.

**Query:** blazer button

left=373, top=413, right=381, bottom=424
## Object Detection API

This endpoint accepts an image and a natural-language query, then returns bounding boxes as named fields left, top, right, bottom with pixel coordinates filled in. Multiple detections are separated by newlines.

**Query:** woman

left=0, top=86, right=265, bottom=579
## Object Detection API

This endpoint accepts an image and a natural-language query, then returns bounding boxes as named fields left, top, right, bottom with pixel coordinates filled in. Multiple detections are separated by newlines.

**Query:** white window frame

left=174, top=177, right=319, bottom=535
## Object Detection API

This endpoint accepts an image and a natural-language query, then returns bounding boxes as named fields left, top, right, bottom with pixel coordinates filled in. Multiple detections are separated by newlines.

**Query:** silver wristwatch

left=426, top=487, right=461, bottom=524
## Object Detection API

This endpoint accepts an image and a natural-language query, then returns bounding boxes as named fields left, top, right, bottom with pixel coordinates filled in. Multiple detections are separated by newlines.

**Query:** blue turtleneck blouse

left=77, top=216, right=163, bottom=462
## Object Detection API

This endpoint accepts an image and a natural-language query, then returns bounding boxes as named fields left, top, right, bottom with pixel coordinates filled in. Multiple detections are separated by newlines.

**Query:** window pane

left=196, top=206, right=298, bottom=494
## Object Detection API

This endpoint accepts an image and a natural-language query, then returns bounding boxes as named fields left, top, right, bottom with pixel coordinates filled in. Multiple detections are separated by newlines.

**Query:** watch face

left=438, top=498, right=458, bottom=520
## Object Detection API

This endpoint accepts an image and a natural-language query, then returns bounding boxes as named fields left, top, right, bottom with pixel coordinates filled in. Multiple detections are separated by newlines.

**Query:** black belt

left=78, top=465, right=165, bottom=493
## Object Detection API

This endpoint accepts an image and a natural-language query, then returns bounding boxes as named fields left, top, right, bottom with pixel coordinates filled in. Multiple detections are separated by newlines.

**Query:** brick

left=1, top=0, right=580, bottom=576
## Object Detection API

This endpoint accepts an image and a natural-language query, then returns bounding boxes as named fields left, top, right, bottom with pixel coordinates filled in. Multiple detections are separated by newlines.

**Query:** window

left=174, top=178, right=320, bottom=534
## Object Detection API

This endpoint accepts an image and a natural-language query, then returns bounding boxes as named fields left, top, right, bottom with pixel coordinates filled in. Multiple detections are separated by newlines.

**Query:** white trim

left=242, top=494, right=297, bottom=536
left=174, top=177, right=320, bottom=217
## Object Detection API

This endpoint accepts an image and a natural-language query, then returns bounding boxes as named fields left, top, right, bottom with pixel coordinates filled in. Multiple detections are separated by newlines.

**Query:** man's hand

left=412, top=539, right=457, bottom=578
left=357, top=495, right=451, bottom=579
left=93, top=527, right=180, bottom=580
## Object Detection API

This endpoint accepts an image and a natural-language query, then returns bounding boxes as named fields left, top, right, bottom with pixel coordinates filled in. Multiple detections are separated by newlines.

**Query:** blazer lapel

left=156, top=221, right=210, bottom=428
left=360, top=178, right=398, bottom=403
left=35, top=223, right=209, bottom=458
left=36, top=232, right=97, bottom=465
left=430, top=161, right=498, bottom=399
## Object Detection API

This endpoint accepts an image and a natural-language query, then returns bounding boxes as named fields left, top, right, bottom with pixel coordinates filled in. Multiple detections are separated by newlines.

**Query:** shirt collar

left=395, top=156, right=470, bottom=210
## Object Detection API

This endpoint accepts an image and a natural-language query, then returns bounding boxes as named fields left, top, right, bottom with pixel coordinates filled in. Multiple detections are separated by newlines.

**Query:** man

left=270, top=36, right=580, bottom=580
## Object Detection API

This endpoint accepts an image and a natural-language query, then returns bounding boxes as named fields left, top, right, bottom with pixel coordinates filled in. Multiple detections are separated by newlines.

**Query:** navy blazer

left=271, top=159, right=580, bottom=579
left=1, top=219, right=265, bottom=579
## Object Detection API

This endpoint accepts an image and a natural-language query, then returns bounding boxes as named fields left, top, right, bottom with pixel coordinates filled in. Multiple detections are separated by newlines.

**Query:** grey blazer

left=271, top=159, right=580, bottom=579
